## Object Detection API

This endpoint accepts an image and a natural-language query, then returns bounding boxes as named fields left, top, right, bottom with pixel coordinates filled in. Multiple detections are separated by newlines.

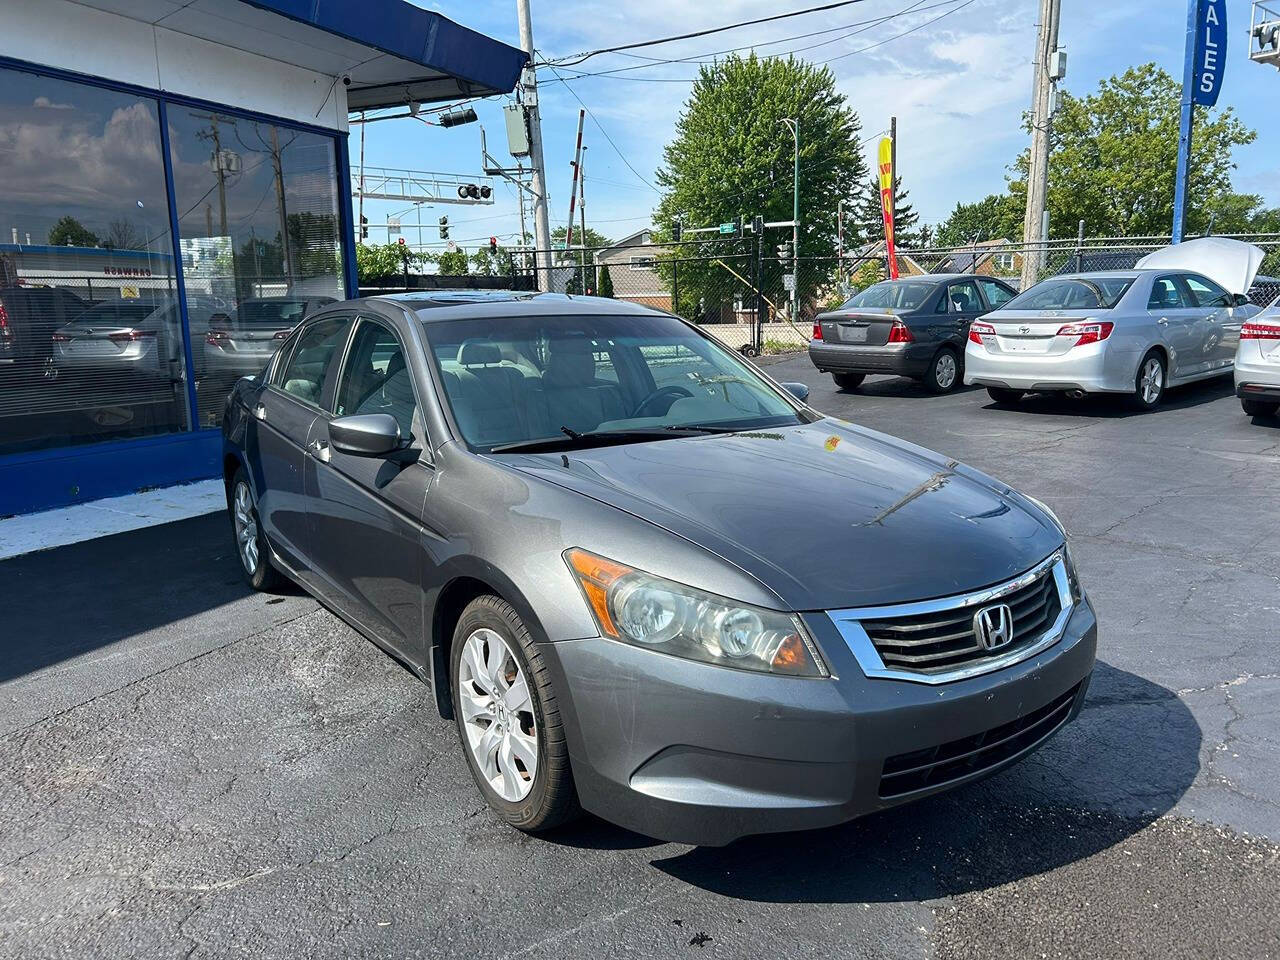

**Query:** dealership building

left=0, top=0, right=524, bottom=515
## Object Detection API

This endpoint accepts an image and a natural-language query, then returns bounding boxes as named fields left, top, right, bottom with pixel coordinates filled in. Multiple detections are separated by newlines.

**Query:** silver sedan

left=965, top=262, right=1261, bottom=410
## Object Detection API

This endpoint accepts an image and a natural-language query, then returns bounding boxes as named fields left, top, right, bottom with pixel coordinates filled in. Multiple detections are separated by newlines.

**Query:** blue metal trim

left=238, top=0, right=527, bottom=93
left=156, top=99, right=202, bottom=431
left=0, top=55, right=344, bottom=139
left=0, top=430, right=221, bottom=516
left=0, top=243, right=170, bottom=259
left=335, top=132, right=360, bottom=298
left=1172, top=0, right=1199, bottom=243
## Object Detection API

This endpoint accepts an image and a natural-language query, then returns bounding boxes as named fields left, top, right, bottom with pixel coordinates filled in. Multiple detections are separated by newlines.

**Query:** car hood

left=1137, top=237, right=1265, bottom=295
left=505, top=419, right=1062, bottom=611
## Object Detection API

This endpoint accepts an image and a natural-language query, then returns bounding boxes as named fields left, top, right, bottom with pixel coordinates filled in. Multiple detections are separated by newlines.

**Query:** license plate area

left=840, top=324, right=868, bottom=343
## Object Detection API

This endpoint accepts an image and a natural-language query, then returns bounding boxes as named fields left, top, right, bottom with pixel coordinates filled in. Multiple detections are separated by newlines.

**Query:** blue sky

left=355, top=0, right=1280, bottom=251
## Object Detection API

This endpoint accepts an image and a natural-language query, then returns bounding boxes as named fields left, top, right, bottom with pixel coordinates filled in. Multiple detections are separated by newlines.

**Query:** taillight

left=886, top=319, right=914, bottom=343
left=1241, top=321, right=1280, bottom=340
left=969, top=321, right=995, bottom=344
left=1057, top=321, right=1113, bottom=347
left=108, top=330, right=153, bottom=345
left=0, top=302, right=10, bottom=342
left=51, top=331, right=71, bottom=343
left=811, top=322, right=823, bottom=341
left=273, top=328, right=292, bottom=340
left=206, top=329, right=230, bottom=346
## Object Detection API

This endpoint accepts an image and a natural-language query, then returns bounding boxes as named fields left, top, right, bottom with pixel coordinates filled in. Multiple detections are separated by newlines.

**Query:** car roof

left=1045, top=271, right=1141, bottom=281
left=366, top=291, right=675, bottom=323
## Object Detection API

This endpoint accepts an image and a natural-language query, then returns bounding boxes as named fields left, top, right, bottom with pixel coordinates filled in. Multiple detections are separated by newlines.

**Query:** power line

left=541, top=0, right=870, bottom=67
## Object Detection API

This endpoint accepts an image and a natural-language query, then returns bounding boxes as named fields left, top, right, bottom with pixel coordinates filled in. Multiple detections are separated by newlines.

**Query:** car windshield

left=236, top=300, right=312, bottom=327
left=841, top=281, right=936, bottom=310
left=1004, top=277, right=1134, bottom=310
left=423, top=312, right=810, bottom=452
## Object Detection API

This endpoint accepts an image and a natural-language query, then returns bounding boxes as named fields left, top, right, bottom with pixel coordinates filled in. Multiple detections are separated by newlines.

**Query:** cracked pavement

left=1, top=359, right=1278, bottom=958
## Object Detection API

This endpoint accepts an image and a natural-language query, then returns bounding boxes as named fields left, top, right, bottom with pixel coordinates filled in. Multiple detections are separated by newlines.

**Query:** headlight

left=565, top=548, right=828, bottom=677
left=1022, top=493, right=1067, bottom=538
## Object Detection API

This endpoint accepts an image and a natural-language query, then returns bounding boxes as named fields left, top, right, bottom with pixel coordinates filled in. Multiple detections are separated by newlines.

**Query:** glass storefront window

left=166, top=108, right=345, bottom=428
left=0, top=67, right=188, bottom=455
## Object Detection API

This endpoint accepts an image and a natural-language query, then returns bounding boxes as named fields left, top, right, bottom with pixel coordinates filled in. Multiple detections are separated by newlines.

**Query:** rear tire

left=1129, top=350, right=1166, bottom=411
left=229, top=468, right=282, bottom=592
left=1241, top=397, right=1280, bottom=418
left=832, top=372, right=865, bottom=391
left=986, top=387, right=1024, bottom=405
left=451, top=595, right=580, bottom=833
left=924, top=348, right=961, bottom=393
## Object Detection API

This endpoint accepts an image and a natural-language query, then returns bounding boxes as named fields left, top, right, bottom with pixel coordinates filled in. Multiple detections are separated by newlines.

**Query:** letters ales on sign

left=1193, top=0, right=1227, bottom=107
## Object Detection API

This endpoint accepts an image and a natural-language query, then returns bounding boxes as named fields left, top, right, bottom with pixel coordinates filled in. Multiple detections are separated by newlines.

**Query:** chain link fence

left=492, top=232, right=1280, bottom=355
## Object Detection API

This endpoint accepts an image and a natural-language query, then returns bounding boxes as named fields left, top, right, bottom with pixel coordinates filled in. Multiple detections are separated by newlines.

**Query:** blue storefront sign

left=1192, top=0, right=1228, bottom=107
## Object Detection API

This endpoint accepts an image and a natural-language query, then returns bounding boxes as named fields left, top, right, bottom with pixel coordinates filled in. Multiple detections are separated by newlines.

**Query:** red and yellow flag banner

left=878, top=137, right=898, bottom=280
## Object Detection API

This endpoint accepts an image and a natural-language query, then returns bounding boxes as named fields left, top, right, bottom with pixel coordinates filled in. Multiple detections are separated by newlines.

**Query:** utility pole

left=516, top=0, right=553, bottom=290
left=1020, top=0, right=1062, bottom=290
left=579, top=146, right=591, bottom=293
left=779, top=118, right=799, bottom=322
left=565, top=109, right=585, bottom=249
left=358, top=111, right=366, bottom=247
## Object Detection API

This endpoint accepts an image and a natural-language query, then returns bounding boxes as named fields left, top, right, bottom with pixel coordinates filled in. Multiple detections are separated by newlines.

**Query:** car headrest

left=458, top=340, right=502, bottom=366
left=544, top=336, right=596, bottom=386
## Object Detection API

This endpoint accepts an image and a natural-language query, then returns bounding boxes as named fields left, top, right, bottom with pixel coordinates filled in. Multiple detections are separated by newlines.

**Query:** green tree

left=470, top=243, right=517, bottom=277
left=1008, top=63, right=1257, bottom=237
left=851, top=175, right=920, bottom=247
left=597, top=263, right=615, bottom=298
left=654, top=54, right=868, bottom=316
left=356, top=242, right=427, bottom=283
left=48, top=216, right=99, bottom=247
left=936, top=193, right=1026, bottom=247
left=435, top=249, right=469, bottom=275
left=550, top=225, right=612, bottom=251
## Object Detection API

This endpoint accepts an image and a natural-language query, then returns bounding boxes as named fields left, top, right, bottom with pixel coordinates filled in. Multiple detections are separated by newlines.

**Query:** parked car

left=0, top=285, right=88, bottom=368
left=964, top=238, right=1263, bottom=410
left=809, top=274, right=1016, bottom=393
left=51, top=296, right=183, bottom=379
left=222, top=292, right=1096, bottom=846
left=202, top=295, right=336, bottom=377
left=1234, top=297, right=1280, bottom=419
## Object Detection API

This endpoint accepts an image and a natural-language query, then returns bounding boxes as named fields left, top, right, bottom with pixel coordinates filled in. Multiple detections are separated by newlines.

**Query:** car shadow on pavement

left=636, top=661, right=1200, bottom=901
left=982, top=376, right=1236, bottom=418
left=0, top=511, right=305, bottom=684
left=841, top=379, right=983, bottom=400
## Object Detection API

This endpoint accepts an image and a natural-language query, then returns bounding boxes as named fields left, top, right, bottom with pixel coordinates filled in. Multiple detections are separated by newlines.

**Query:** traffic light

left=489, top=236, right=498, bottom=255
left=776, top=241, right=792, bottom=261
left=438, top=215, right=449, bottom=240
left=751, top=215, right=764, bottom=235
left=732, top=215, right=742, bottom=235
left=672, top=219, right=682, bottom=243
left=456, top=184, right=494, bottom=201
left=360, top=215, right=368, bottom=240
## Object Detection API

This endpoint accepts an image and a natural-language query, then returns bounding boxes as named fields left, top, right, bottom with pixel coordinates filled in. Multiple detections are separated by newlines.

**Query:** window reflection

left=0, top=67, right=187, bottom=455
left=166, top=108, right=344, bottom=427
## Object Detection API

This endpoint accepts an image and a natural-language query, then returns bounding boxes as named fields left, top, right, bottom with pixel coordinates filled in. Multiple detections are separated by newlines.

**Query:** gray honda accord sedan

left=222, top=291, right=1096, bottom=846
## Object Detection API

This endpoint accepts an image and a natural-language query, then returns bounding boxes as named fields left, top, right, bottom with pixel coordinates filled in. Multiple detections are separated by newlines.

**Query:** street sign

left=719, top=223, right=735, bottom=234
left=1192, top=0, right=1227, bottom=106
left=446, top=240, right=457, bottom=252
left=783, top=273, right=795, bottom=291
left=387, top=217, right=401, bottom=235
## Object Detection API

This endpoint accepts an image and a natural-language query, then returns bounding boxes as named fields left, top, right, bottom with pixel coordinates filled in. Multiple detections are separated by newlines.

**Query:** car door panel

left=1146, top=275, right=1202, bottom=379
left=304, top=317, right=432, bottom=662
left=250, top=387, right=318, bottom=573
left=1184, top=273, right=1244, bottom=370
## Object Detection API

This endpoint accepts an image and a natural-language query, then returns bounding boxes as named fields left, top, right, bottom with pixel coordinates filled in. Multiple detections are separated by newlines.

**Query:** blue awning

left=72, top=0, right=527, bottom=111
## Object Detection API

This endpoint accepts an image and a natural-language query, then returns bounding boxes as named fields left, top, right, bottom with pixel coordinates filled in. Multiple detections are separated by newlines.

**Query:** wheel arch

left=1136, top=343, right=1170, bottom=384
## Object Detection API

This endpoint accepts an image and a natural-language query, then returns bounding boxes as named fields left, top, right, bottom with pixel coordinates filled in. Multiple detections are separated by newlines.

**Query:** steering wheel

left=632, top=384, right=694, bottom=418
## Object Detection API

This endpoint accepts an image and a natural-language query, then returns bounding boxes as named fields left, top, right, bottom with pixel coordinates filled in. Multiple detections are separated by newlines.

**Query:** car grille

left=860, top=564, right=1061, bottom=675
left=878, top=682, right=1081, bottom=798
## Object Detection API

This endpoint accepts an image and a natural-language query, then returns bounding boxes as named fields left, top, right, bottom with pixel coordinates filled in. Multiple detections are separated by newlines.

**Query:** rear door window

left=945, top=281, right=982, bottom=314
left=1148, top=276, right=1191, bottom=310
left=276, top=316, right=351, bottom=407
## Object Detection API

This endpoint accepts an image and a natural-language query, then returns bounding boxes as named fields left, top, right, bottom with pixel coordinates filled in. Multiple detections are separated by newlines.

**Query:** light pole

left=779, top=118, right=799, bottom=322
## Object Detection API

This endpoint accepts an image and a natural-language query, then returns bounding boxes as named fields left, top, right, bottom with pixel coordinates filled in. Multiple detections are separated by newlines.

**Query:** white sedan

left=1235, top=299, right=1280, bottom=419
left=964, top=238, right=1263, bottom=411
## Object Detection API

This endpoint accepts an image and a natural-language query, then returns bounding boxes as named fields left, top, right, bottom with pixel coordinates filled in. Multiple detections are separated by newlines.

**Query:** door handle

left=308, top=439, right=331, bottom=464
left=1157, top=317, right=1169, bottom=326
left=253, top=402, right=267, bottom=421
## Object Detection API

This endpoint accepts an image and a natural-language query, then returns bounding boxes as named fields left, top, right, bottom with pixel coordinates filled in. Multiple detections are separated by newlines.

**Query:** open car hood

left=1136, top=237, right=1265, bottom=296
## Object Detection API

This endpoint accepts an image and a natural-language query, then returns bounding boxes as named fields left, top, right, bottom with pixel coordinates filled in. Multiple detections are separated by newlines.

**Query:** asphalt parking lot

left=3, top=354, right=1279, bottom=960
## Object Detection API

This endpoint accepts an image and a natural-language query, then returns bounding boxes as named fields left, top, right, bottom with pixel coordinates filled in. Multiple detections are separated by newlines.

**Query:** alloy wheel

left=232, top=482, right=259, bottom=575
left=457, top=627, right=539, bottom=802
left=1139, top=357, right=1163, bottom=405
left=935, top=352, right=957, bottom=390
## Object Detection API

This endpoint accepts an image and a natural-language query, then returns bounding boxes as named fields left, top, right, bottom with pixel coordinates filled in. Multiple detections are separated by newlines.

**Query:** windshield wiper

left=489, top=425, right=713, bottom=454
left=660, top=424, right=742, bottom=434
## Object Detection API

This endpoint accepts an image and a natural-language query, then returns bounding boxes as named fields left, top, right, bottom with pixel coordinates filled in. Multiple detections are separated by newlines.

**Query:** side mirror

left=328, top=413, right=402, bottom=457
left=1233, top=292, right=1252, bottom=307
left=780, top=381, right=810, bottom=402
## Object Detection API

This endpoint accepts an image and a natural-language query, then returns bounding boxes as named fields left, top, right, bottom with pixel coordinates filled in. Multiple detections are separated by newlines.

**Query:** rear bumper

left=543, top=597, right=1097, bottom=846
left=808, top=340, right=931, bottom=377
left=1236, top=382, right=1280, bottom=402
left=964, top=340, right=1138, bottom=393
left=1234, top=357, right=1280, bottom=399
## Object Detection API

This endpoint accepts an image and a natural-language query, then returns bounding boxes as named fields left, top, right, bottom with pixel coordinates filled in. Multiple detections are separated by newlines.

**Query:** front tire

left=1241, top=397, right=1280, bottom=418
left=986, top=386, right=1024, bottom=405
left=832, top=372, right=865, bottom=391
left=229, top=468, right=282, bottom=592
left=924, top=347, right=961, bottom=393
left=1130, top=350, right=1166, bottom=411
left=451, top=595, right=580, bottom=833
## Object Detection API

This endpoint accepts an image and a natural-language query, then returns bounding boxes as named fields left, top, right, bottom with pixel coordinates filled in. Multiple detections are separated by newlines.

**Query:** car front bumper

left=964, top=340, right=1140, bottom=393
left=542, top=595, right=1097, bottom=846
left=808, top=339, right=932, bottom=377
